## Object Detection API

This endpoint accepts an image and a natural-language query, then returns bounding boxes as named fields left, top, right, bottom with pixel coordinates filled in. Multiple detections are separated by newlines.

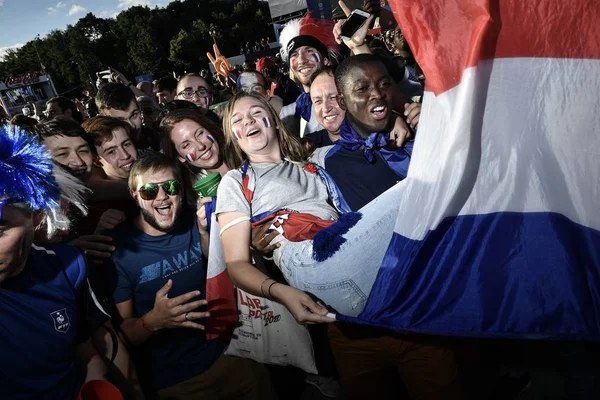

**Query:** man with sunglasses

left=109, top=153, right=275, bottom=398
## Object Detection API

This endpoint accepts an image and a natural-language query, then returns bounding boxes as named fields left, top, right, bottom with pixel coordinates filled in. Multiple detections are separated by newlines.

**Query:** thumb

left=157, top=279, right=173, bottom=298
left=305, top=298, right=328, bottom=316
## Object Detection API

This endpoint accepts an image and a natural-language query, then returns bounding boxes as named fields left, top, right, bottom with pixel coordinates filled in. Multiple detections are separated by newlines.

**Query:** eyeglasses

left=137, top=179, right=182, bottom=200
left=177, top=88, right=210, bottom=100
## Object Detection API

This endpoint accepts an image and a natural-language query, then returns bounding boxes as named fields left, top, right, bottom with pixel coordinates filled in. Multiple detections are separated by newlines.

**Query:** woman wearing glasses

left=175, top=73, right=214, bottom=109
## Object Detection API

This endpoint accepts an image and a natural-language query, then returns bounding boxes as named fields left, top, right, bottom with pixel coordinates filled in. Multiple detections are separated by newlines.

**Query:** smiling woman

left=212, top=91, right=404, bottom=324
left=159, top=108, right=240, bottom=190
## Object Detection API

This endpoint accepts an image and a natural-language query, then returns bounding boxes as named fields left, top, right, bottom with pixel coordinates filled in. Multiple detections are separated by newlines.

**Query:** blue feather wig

left=0, top=124, right=60, bottom=212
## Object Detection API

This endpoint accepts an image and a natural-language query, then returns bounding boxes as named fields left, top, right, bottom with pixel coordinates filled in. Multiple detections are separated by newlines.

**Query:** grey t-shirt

left=215, top=160, right=338, bottom=221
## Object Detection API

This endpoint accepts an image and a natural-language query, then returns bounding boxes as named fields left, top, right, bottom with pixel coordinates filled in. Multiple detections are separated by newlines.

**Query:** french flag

left=337, top=0, right=600, bottom=339
left=205, top=210, right=238, bottom=340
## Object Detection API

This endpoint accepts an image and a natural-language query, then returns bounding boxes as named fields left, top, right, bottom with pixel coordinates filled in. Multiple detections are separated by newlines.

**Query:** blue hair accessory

left=0, top=124, right=60, bottom=216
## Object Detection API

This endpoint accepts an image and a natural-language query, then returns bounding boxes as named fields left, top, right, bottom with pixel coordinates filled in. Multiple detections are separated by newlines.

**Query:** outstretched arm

left=218, top=211, right=334, bottom=324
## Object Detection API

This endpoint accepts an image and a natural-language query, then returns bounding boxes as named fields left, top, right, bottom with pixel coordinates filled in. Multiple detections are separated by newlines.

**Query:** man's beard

left=140, top=199, right=184, bottom=233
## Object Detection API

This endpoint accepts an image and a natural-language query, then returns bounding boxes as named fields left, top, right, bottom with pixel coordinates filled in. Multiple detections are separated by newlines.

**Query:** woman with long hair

left=216, top=92, right=402, bottom=323
left=160, top=108, right=239, bottom=182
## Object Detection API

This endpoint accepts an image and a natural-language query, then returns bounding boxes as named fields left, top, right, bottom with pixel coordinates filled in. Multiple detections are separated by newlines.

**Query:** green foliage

left=0, top=0, right=273, bottom=93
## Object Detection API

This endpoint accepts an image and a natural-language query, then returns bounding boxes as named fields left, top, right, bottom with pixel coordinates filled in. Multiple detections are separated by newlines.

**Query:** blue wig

left=0, top=124, right=60, bottom=214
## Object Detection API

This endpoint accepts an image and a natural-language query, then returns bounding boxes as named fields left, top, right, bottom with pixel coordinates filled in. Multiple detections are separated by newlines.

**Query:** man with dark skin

left=308, top=54, right=461, bottom=400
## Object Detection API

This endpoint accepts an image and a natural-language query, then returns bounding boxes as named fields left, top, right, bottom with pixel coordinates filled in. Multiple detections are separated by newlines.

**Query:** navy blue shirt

left=0, top=244, right=87, bottom=400
left=110, top=211, right=224, bottom=389
left=325, top=146, right=402, bottom=211
left=306, top=129, right=335, bottom=149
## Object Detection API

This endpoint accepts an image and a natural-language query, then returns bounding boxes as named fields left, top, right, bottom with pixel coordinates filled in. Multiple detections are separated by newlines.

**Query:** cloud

left=0, top=0, right=4, bottom=6
left=0, top=43, right=23, bottom=61
left=47, top=1, right=67, bottom=14
left=117, top=0, right=151, bottom=9
left=67, top=4, right=86, bottom=16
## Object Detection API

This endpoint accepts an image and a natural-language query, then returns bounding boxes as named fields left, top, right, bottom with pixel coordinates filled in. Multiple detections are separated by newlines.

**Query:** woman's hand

left=271, top=284, right=335, bottom=324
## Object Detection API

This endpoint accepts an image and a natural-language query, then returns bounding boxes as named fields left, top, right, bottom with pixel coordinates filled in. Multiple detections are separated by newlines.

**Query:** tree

left=1, top=0, right=275, bottom=93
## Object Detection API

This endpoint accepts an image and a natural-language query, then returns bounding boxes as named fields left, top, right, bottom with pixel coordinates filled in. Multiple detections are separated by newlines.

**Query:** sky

left=0, top=0, right=166, bottom=59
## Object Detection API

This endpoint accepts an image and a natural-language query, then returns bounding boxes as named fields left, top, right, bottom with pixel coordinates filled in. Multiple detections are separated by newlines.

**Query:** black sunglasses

left=137, top=179, right=182, bottom=200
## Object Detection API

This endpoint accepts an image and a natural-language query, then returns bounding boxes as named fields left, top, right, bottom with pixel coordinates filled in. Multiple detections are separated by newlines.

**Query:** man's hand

left=94, top=209, right=126, bottom=234
left=251, top=219, right=281, bottom=253
left=144, top=280, right=209, bottom=331
left=389, top=113, right=412, bottom=148
left=196, top=197, right=212, bottom=234
left=404, top=102, right=422, bottom=129
left=333, top=0, right=374, bottom=54
left=207, top=44, right=236, bottom=77
left=71, top=234, right=115, bottom=260
left=271, top=284, right=335, bottom=324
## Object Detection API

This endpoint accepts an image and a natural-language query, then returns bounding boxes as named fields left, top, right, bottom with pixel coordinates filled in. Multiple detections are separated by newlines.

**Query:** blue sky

left=0, top=0, right=166, bottom=58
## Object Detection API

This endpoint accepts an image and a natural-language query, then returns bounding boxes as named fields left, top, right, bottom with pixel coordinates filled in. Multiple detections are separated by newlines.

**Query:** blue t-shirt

left=110, top=211, right=224, bottom=390
left=325, top=146, right=403, bottom=211
left=0, top=243, right=87, bottom=400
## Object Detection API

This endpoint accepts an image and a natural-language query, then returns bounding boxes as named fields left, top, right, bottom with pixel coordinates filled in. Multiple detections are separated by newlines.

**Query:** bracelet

left=139, top=315, right=154, bottom=334
left=260, top=277, right=273, bottom=298
left=267, top=281, right=278, bottom=300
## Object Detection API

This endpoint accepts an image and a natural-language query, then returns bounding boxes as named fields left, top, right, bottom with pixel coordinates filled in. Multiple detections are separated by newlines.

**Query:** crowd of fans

left=1, top=1, right=597, bottom=400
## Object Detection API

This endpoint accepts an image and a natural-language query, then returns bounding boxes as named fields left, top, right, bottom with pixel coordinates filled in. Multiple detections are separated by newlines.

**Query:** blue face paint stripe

left=207, top=135, right=214, bottom=143
left=312, top=53, right=320, bottom=64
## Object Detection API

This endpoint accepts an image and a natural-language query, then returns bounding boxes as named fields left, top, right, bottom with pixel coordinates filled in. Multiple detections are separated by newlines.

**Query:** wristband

left=267, top=281, right=278, bottom=299
left=260, top=277, right=274, bottom=298
left=139, top=315, right=154, bottom=333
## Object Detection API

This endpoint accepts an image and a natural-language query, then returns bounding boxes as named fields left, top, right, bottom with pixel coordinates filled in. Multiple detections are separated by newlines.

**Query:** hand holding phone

left=340, top=9, right=370, bottom=40
left=334, top=1, right=374, bottom=54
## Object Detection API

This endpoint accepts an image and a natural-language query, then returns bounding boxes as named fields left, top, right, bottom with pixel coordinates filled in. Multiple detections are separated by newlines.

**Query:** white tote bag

left=225, top=288, right=318, bottom=374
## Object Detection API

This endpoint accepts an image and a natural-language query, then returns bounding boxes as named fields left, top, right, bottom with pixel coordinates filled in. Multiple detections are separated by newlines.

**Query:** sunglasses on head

left=137, top=179, right=182, bottom=200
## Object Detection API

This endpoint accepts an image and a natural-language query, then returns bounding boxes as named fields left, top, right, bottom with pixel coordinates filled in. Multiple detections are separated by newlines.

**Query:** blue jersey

left=0, top=244, right=87, bottom=400
left=325, top=146, right=402, bottom=211
left=110, top=210, right=224, bottom=390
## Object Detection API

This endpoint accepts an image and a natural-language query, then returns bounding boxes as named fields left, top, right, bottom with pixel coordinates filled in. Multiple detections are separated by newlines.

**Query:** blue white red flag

left=337, top=0, right=600, bottom=339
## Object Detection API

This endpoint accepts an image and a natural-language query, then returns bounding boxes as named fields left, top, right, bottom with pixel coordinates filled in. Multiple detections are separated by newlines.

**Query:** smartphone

left=341, top=9, right=371, bottom=40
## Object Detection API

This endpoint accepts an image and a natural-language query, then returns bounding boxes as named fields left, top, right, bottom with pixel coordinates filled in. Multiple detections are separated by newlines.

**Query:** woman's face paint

left=207, top=135, right=214, bottom=143
left=185, top=153, right=197, bottom=163
left=233, top=129, right=243, bottom=141
left=262, top=117, right=272, bottom=128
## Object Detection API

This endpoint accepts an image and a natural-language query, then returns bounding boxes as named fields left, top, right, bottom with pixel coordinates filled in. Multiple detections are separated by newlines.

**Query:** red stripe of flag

left=388, top=0, right=600, bottom=94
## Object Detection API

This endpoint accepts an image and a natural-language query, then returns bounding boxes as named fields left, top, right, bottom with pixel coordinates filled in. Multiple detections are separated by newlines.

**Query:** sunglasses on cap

left=136, top=179, right=182, bottom=200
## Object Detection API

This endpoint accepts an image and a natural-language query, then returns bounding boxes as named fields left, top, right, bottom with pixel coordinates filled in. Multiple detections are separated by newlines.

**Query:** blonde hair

left=222, top=92, right=307, bottom=169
